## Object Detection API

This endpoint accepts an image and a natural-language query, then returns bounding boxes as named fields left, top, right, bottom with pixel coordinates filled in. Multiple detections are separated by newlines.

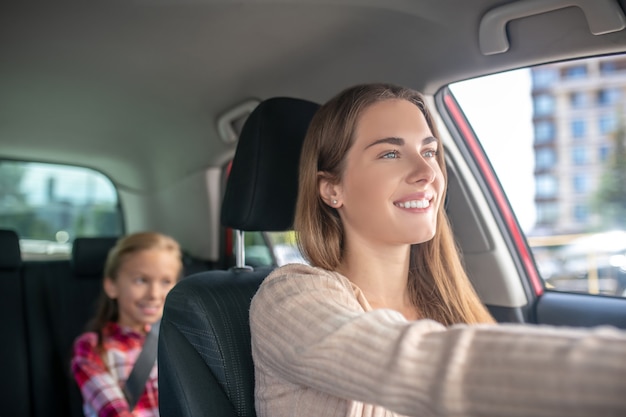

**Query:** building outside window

left=599, top=114, right=617, bottom=135
left=571, top=119, right=586, bottom=139
left=599, top=143, right=611, bottom=161
left=599, top=58, right=626, bottom=75
left=535, top=148, right=556, bottom=170
left=573, top=174, right=589, bottom=193
left=533, top=94, right=555, bottom=116
left=563, top=65, right=587, bottom=79
left=532, top=68, right=559, bottom=88
left=535, top=174, right=558, bottom=198
left=572, top=146, right=587, bottom=165
left=536, top=202, right=559, bottom=224
left=573, top=204, right=589, bottom=222
left=597, top=88, right=622, bottom=106
left=570, top=91, right=587, bottom=108
left=600, top=61, right=617, bottom=74
left=534, top=121, right=555, bottom=143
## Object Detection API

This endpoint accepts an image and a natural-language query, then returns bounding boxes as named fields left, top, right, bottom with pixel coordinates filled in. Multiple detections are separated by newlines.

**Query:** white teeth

left=395, top=199, right=429, bottom=209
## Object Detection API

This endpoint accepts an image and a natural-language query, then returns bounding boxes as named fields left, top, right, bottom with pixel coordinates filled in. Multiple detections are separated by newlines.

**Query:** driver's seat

left=158, top=97, right=319, bottom=417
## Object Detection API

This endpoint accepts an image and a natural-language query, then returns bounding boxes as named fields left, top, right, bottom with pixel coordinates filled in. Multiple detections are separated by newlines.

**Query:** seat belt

left=123, top=320, right=160, bottom=410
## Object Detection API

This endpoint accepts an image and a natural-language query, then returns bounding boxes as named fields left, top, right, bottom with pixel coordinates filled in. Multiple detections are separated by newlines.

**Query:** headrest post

left=235, top=229, right=246, bottom=269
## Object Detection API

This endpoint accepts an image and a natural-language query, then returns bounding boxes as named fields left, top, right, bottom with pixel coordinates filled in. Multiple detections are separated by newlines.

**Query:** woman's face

left=325, top=98, right=445, bottom=249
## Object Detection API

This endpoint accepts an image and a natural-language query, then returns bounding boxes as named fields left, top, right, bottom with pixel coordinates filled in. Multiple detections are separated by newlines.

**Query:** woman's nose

left=406, top=155, right=436, bottom=184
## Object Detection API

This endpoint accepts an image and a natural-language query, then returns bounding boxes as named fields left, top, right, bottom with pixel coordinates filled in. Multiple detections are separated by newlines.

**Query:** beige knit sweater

left=249, top=263, right=626, bottom=417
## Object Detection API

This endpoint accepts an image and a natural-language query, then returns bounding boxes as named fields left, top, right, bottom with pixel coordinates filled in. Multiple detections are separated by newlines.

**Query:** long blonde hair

left=295, top=83, right=494, bottom=325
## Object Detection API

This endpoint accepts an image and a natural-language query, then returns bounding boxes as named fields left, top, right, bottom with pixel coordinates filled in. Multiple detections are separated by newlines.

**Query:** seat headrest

left=221, top=97, right=320, bottom=232
left=71, top=237, right=119, bottom=278
left=0, top=229, right=21, bottom=269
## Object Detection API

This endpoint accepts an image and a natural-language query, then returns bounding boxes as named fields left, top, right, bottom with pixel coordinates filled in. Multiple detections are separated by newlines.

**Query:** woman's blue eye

left=382, top=150, right=399, bottom=159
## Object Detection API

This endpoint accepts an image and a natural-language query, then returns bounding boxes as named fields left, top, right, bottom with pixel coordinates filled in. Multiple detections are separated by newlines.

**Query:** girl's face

left=324, top=98, right=445, bottom=249
left=104, top=248, right=180, bottom=333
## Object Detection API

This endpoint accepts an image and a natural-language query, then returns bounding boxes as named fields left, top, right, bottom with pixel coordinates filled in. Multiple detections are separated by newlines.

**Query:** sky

left=449, top=69, right=536, bottom=232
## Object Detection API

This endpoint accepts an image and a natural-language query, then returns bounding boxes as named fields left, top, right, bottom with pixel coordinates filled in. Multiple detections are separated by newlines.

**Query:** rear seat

left=5, top=231, right=200, bottom=417
left=23, top=236, right=118, bottom=417
left=23, top=257, right=73, bottom=416
left=0, top=229, right=32, bottom=417
left=67, top=237, right=120, bottom=417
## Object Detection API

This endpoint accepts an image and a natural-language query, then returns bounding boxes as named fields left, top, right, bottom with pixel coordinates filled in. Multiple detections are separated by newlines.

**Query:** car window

left=449, top=53, right=626, bottom=298
left=266, top=231, right=307, bottom=266
left=0, top=160, right=123, bottom=260
left=242, top=230, right=307, bottom=267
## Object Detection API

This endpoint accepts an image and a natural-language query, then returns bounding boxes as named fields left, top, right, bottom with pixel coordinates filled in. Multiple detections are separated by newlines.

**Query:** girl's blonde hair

left=89, top=231, right=183, bottom=340
left=295, top=83, right=494, bottom=325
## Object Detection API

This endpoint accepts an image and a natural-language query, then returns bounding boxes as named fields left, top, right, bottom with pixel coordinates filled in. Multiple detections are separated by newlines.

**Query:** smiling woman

left=293, top=83, right=490, bottom=324
left=249, top=83, right=626, bottom=417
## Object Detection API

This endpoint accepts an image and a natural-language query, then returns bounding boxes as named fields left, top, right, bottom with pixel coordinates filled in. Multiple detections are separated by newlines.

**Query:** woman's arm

left=250, top=264, right=626, bottom=416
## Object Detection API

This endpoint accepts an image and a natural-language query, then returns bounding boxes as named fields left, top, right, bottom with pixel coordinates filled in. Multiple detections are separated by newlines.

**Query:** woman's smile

left=332, top=98, right=444, bottom=247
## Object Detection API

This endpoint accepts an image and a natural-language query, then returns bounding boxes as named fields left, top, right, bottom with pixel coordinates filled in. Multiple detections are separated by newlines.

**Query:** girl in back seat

left=71, top=232, right=182, bottom=417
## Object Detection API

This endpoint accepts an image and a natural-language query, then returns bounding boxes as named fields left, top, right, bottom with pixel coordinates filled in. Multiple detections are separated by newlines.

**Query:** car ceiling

left=2, top=0, right=626, bottom=192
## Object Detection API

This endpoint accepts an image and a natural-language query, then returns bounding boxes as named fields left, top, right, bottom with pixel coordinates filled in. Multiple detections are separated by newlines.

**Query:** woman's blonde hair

left=89, top=231, right=183, bottom=341
left=295, top=83, right=494, bottom=325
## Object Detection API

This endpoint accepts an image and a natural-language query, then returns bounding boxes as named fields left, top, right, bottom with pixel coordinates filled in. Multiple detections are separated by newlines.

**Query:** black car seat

left=66, top=236, right=120, bottom=417
left=158, top=97, right=320, bottom=417
left=0, top=229, right=32, bottom=417
left=23, top=236, right=118, bottom=417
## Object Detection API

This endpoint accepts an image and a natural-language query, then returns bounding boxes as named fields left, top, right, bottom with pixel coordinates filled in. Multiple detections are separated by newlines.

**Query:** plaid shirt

left=71, top=322, right=159, bottom=417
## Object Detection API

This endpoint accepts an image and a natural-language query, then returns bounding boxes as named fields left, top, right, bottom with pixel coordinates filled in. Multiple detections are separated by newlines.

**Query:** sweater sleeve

left=249, top=264, right=626, bottom=417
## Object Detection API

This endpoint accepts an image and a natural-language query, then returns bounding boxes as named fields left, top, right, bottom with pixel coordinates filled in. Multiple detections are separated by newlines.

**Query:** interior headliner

left=2, top=0, right=626, bottom=191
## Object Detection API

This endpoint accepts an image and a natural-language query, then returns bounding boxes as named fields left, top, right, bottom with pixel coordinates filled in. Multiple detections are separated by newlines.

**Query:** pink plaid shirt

left=71, top=322, right=159, bottom=417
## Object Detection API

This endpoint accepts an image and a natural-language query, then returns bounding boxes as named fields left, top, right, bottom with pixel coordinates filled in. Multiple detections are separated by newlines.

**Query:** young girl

left=249, top=83, right=626, bottom=416
left=71, top=232, right=182, bottom=417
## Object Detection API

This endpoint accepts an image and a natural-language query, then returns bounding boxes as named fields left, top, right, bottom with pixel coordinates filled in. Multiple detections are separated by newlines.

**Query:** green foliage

left=73, top=204, right=122, bottom=237
left=0, top=212, right=53, bottom=239
left=267, top=231, right=297, bottom=245
left=0, top=163, right=27, bottom=206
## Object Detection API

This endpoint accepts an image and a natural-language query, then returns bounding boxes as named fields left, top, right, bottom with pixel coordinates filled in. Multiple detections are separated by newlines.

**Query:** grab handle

left=479, top=0, right=626, bottom=55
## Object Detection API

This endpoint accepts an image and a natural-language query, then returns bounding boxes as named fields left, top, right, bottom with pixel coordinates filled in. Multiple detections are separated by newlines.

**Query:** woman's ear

left=103, top=277, right=118, bottom=299
left=318, top=171, right=342, bottom=208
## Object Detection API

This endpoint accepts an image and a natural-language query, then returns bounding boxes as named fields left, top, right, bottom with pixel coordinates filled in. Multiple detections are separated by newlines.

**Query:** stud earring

left=332, top=199, right=338, bottom=205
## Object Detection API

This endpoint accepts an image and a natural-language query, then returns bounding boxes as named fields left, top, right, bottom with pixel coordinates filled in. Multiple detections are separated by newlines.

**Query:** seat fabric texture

left=23, top=236, right=118, bottom=417
left=159, top=97, right=320, bottom=417
left=0, top=229, right=32, bottom=417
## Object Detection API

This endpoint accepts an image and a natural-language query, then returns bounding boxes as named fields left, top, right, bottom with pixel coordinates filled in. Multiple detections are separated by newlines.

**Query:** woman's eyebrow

left=364, top=137, right=404, bottom=149
left=364, top=135, right=438, bottom=150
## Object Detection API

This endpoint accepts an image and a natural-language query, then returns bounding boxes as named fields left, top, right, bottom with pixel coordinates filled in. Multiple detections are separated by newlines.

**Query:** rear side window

left=240, top=230, right=307, bottom=267
left=0, top=160, right=123, bottom=260
left=449, top=54, right=626, bottom=298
